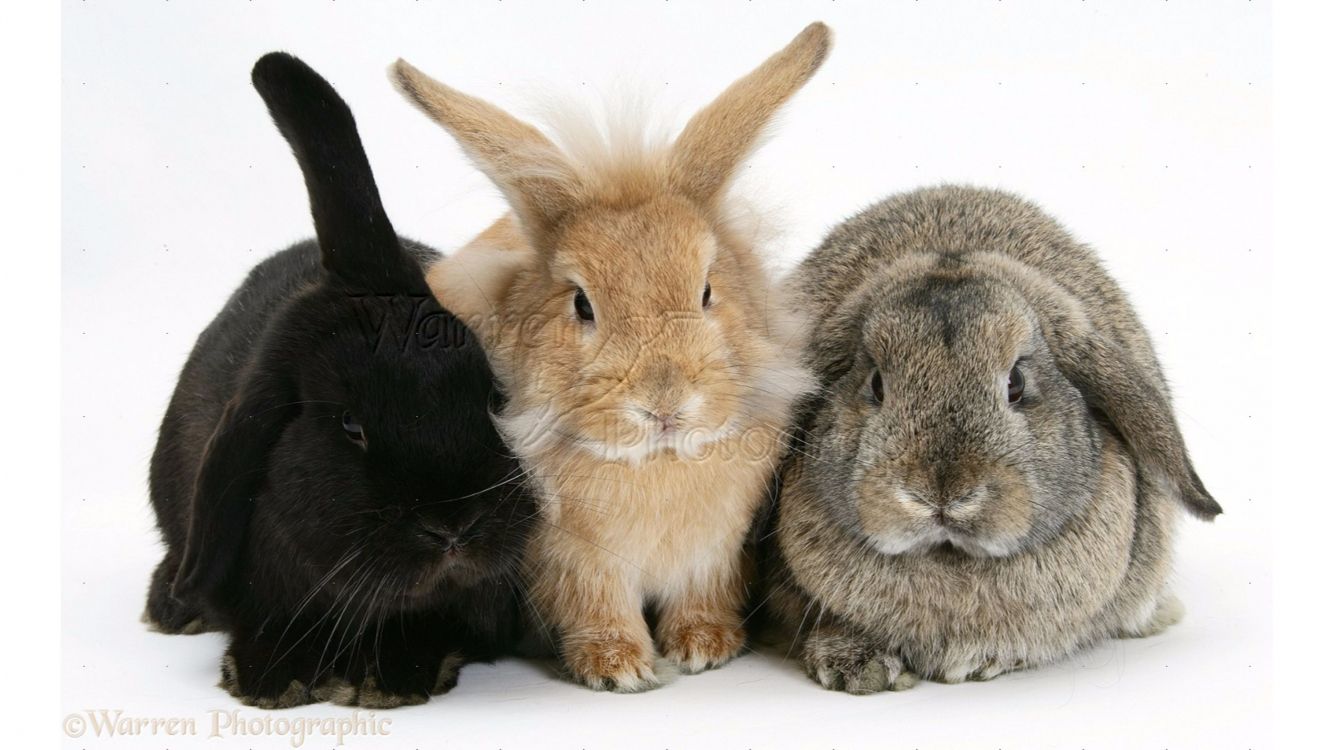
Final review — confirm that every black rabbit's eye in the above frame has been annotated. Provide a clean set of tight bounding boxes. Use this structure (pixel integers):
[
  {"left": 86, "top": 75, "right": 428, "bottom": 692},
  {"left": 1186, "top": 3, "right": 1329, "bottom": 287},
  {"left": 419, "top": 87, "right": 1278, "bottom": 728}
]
[
  {"left": 1007, "top": 365, "right": 1025, "bottom": 404},
  {"left": 342, "top": 411, "right": 367, "bottom": 447},
  {"left": 702, "top": 281, "right": 712, "bottom": 308},
  {"left": 573, "top": 287, "right": 595, "bottom": 322},
  {"left": 868, "top": 369, "right": 884, "bottom": 405}
]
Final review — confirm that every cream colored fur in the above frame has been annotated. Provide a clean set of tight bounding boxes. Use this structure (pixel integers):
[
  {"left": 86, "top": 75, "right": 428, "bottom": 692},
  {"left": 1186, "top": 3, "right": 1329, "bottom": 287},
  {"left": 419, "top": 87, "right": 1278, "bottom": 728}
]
[{"left": 398, "top": 23, "right": 831, "bottom": 691}]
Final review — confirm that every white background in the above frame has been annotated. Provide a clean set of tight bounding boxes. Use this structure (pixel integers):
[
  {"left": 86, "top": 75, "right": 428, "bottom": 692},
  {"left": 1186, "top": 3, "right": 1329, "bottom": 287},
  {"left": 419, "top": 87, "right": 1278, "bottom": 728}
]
[{"left": 61, "top": 1, "right": 1272, "bottom": 748}]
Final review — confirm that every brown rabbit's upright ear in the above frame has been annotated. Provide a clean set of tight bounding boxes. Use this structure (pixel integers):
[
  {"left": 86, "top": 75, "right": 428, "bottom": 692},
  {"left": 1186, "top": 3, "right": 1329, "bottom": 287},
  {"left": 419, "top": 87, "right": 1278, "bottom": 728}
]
[
  {"left": 172, "top": 364, "right": 298, "bottom": 599},
  {"left": 669, "top": 22, "right": 831, "bottom": 207},
  {"left": 1050, "top": 330, "right": 1222, "bottom": 520},
  {"left": 392, "top": 60, "right": 581, "bottom": 245}
]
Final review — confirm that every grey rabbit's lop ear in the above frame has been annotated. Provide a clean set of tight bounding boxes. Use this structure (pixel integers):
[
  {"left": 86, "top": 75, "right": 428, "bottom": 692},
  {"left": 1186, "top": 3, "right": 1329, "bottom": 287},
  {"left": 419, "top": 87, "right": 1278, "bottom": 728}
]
[
  {"left": 1051, "top": 331, "right": 1222, "bottom": 520},
  {"left": 171, "top": 365, "right": 299, "bottom": 599}
]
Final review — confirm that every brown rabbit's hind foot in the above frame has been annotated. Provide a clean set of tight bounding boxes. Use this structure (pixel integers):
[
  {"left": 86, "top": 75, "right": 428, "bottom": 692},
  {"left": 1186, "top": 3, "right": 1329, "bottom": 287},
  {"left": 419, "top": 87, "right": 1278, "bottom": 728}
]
[{"left": 804, "top": 632, "right": 917, "bottom": 695}]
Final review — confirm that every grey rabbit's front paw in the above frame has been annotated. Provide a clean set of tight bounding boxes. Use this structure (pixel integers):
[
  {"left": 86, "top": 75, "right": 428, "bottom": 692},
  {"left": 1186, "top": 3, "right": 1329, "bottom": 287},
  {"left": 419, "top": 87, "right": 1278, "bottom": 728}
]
[
  {"left": 937, "top": 655, "right": 1028, "bottom": 684},
  {"left": 803, "top": 631, "right": 918, "bottom": 695}
]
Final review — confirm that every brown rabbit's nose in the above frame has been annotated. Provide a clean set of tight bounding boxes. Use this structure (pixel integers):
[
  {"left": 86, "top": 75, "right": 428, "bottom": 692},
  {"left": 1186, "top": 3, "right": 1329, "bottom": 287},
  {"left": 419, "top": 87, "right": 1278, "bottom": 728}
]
[
  {"left": 631, "top": 404, "right": 683, "bottom": 434},
  {"left": 637, "top": 361, "right": 695, "bottom": 430}
]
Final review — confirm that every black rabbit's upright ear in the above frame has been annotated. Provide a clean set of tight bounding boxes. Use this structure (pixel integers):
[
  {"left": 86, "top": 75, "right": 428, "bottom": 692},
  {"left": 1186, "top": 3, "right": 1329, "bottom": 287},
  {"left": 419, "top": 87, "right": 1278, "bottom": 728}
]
[
  {"left": 171, "top": 364, "right": 298, "bottom": 599},
  {"left": 252, "top": 52, "right": 423, "bottom": 293},
  {"left": 1050, "top": 330, "right": 1222, "bottom": 520}
]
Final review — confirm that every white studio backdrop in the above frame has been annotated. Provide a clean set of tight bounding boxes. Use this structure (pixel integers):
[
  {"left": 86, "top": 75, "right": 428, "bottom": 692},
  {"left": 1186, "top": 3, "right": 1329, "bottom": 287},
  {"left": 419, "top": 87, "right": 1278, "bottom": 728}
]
[{"left": 61, "top": 1, "right": 1272, "bottom": 748}]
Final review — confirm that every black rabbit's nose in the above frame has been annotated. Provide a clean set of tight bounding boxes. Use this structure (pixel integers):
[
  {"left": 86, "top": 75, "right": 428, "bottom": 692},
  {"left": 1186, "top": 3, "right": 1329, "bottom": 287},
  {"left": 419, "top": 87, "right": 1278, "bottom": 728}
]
[{"left": 420, "top": 525, "right": 460, "bottom": 552}]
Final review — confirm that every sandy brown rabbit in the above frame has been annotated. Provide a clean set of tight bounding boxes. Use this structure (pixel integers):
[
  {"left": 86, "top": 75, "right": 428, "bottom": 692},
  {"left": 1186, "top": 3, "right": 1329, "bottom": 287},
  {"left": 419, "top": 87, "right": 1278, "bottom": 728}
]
[
  {"left": 764, "top": 185, "right": 1221, "bottom": 694},
  {"left": 392, "top": 24, "right": 829, "bottom": 690}
]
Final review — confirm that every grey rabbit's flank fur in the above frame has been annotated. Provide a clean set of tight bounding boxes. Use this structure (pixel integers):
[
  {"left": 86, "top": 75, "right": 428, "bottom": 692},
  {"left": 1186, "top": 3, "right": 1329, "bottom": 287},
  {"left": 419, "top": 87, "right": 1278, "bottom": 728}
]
[{"left": 765, "top": 185, "right": 1219, "bottom": 694}]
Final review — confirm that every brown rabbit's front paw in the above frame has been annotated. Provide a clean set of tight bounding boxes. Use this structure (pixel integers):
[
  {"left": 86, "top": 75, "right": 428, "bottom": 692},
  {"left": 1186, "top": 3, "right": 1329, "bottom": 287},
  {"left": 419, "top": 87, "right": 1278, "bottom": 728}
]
[
  {"left": 804, "top": 633, "right": 917, "bottom": 695},
  {"left": 564, "top": 632, "right": 660, "bottom": 693},
  {"left": 659, "top": 619, "right": 745, "bottom": 674}
]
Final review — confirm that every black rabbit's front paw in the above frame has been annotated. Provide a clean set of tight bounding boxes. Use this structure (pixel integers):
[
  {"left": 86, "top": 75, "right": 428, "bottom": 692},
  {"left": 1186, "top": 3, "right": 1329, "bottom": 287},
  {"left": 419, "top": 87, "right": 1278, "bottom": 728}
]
[
  {"left": 219, "top": 630, "right": 336, "bottom": 709},
  {"left": 803, "top": 631, "right": 918, "bottom": 695},
  {"left": 219, "top": 654, "right": 318, "bottom": 709},
  {"left": 319, "top": 652, "right": 465, "bottom": 708}
]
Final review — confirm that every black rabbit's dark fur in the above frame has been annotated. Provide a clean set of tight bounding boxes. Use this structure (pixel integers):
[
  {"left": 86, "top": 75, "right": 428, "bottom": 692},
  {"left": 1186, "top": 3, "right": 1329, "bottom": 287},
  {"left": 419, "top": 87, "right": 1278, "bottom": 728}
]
[{"left": 144, "top": 52, "right": 536, "bottom": 709}]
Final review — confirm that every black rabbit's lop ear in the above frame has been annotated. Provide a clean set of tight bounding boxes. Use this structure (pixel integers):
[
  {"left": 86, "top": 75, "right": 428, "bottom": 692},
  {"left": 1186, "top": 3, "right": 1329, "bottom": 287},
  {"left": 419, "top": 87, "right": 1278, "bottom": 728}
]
[
  {"left": 252, "top": 52, "right": 423, "bottom": 293},
  {"left": 1050, "top": 331, "right": 1222, "bottom": 520},
  {"left": 171, "top": 365, "right": 299, "bottom": 599}
]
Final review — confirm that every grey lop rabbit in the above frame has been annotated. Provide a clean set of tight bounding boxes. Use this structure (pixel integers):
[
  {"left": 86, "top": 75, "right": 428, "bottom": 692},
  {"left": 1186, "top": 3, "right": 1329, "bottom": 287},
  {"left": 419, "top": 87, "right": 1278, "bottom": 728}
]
[{"left": 764, "top": 185, "right": 1221, "bottom": 694}]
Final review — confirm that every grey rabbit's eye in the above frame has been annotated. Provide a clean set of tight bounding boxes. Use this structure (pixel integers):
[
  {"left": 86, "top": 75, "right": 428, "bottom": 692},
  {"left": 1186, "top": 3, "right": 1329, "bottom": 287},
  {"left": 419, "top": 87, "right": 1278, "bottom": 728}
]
[
  {"left": 702, "top": 281, "right": 712, "bottom": 309},
  {"left": 868, "top": 369, "right": 884, "bottom": 405},
  {"left": 574, "top": 287, "right": 595, "bottom": 323},
  {"left": 342, "top": 410, "right": 367, "bottom": 447},
  {"left": 1007, "top": 365, "right": 1025, "bottom": 404}
]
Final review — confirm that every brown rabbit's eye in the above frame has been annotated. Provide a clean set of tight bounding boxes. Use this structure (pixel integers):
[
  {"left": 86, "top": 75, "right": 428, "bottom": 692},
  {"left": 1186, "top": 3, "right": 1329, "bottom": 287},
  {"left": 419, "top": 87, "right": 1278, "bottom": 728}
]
[
  {"left": 702, "top": 282, "right": 712, "bottom": 308},
  {"left": 573, "top": 287, "right": 595, "bottom": 322},
  {"left": 868, "top": 369, "right": 884, "bottom": 405},
  {"left": 1007, "top": 365, "right": 1025, "bottom": 404},
  {"left": 342, "top": 411, "right": 367, "bottom": 447}
]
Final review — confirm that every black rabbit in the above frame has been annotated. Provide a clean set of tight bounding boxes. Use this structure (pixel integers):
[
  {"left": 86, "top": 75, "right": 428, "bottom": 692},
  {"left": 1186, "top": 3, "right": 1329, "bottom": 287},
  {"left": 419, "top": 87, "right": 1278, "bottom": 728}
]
[{"left": 143, "top": 52, "right": 536, "bottom": 709}]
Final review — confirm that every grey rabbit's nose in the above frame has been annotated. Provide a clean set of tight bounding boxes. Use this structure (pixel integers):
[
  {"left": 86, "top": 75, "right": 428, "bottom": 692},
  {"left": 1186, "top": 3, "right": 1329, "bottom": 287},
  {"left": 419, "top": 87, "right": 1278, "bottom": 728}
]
[
  {"left": 902, "top": 486, "right": 984, "bottom": 517},
  {"left": 941, "top": 487, "right": 984, "bottom": 510}
]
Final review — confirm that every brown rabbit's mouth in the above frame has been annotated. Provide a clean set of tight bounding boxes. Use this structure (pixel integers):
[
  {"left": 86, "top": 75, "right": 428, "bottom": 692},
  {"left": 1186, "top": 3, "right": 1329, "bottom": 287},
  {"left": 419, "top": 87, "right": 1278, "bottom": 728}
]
[
  {"left": 573, "top": 414, "right": 740, "bottom": 465},
  {"left": 495, "top": 398, "right": 740, "bottom": 465}
]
